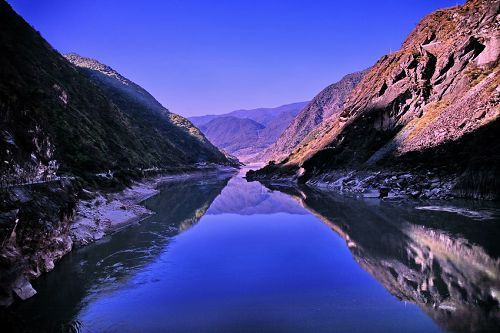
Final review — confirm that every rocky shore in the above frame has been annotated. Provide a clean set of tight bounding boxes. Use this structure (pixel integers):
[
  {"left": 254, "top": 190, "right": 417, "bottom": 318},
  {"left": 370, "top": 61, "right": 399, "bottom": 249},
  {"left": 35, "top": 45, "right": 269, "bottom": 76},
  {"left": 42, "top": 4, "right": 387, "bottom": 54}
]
[
  {"left": 247, "top": 165, "right": 481, "bottom": 201},
  {"left": 305, "top": 170, "right": 457, "bottom": 200},
  {"left": 0, "top": 166, "right": 237, "bottom": 307}
]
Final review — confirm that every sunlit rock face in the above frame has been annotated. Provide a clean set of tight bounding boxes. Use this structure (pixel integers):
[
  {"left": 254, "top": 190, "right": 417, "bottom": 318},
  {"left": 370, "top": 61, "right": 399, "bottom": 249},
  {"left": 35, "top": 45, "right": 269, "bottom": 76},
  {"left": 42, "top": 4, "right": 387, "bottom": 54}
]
[
  {"left": 251, "top": 0, "right": 499, "bottom": 200},
  {"left": 268, "top": 184, "right": 500, "bottom": 333}
]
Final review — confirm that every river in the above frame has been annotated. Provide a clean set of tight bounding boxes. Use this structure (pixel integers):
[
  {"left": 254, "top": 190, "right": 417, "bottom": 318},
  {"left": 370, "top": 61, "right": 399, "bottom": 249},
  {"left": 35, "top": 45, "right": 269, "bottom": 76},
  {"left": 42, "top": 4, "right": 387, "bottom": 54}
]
[{"left": 3, "top": 169, "right": 500, "bottom": 332}]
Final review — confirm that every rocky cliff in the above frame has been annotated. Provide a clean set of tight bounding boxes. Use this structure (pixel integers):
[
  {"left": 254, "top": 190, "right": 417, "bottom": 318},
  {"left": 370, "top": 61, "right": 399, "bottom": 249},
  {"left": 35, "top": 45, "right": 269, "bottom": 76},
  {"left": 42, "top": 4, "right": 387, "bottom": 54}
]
[
  {"left": 259, "top": 71, "right": 366, "bottom": 163},
  {"left": 249, "top": 0, "right": 499, "bottom": 200},
  {"left": 0, "top": 179, "right": 77, "bottom": 306}
]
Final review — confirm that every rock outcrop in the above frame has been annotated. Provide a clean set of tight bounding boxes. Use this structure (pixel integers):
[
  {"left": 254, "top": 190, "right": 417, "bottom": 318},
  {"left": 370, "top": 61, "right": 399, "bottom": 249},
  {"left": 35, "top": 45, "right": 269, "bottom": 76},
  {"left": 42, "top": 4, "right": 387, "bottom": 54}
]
[
  {"left": 249, "top": 0, "right": 500, "bottom": 200},
  {"left": 0, "top": 179, "right": 77, "bottom": 306},
  {"left": 259, "top": 71, "right": 366, "bottom": 163}
]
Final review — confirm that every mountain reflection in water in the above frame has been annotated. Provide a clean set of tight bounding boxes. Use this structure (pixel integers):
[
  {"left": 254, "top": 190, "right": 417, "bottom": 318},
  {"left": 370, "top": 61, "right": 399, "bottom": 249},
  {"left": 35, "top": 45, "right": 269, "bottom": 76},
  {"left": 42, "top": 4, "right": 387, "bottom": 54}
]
[
  {"left": 265, "top": 183, "right": 500, "bottom": 333},
  {"left": 1, "top": 170, "right": 498, "bottom": 333},
  {"left": 3, "top": 173, "right": 232, "bottom": 332}
]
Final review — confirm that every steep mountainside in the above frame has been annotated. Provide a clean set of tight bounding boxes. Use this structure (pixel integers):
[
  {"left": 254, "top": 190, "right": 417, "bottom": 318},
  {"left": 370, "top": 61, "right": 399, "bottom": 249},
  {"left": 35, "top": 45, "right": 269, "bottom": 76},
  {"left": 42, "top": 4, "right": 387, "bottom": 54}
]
[
  {"left": 260, "top": 71, "right": 366, "bottom": 163},
  {"left": 0, "top": 0, "right": 234, "bottom": 306},
  {"left": 0, "top": 1, "right": 232, "bottom": 187},
  {"left": 249, "top": 0, "right": 499, "bottom": 200},
  {"left": 64, "top": 54, "right": 234, "bottom": 172},
  {"left": 191, "top": 102, "right": 307, "bottom": 162}
]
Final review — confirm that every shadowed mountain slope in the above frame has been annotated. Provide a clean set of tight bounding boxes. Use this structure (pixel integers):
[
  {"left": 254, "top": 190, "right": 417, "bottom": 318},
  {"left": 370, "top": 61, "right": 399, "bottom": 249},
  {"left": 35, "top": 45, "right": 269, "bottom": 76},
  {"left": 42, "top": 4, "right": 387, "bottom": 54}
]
[
  {"left": 0, "top": 1, "right": 233, "bottom": 186},
  {"left": 260, "top": 70, "right": 366, "bottom": 163}
]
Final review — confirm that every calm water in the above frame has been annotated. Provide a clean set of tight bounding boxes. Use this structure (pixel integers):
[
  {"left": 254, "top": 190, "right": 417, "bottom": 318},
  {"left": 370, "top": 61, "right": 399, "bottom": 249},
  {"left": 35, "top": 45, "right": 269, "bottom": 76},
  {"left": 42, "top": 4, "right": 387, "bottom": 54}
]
[{"left": 3, "top": 170, "right": 500, "bottom": 332}]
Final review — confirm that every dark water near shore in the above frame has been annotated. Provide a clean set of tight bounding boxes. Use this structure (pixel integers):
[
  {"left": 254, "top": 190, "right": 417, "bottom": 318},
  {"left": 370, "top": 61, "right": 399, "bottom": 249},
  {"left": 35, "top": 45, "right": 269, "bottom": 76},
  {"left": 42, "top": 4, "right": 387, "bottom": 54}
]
[{"left": 3, "top": 170, "right": 500, "bottom": 332}]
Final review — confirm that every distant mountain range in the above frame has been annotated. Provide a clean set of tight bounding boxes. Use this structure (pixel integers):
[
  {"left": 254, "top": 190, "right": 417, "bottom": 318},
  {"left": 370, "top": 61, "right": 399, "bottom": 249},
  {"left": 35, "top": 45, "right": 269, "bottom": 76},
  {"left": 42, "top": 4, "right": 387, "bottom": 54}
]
[{"left": 190, "top": 102, "right": 308, "bottom": 162}]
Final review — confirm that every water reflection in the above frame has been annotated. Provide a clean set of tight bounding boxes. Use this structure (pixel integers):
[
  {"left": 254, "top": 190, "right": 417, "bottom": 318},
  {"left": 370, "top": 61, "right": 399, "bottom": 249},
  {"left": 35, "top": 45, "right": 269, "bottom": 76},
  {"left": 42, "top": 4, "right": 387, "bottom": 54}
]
[
  {"left": 1, "top": 171, "right": 499, "bottom": 333},
  {"left": 263, "top": 183, "right": 500, "bottom": 333},
  {"left": 3, "top": 174, "right": 231, "bottom": 332},
  {"left": 206, "top": 175, "right": 308, "bottom": 215}
]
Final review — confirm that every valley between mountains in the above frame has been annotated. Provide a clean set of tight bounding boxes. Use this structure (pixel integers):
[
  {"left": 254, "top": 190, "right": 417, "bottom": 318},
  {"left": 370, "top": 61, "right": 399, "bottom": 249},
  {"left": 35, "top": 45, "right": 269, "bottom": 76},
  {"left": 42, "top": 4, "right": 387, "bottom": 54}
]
[{"left": 0, "top": 0, "right": 498, "bottom": 322}]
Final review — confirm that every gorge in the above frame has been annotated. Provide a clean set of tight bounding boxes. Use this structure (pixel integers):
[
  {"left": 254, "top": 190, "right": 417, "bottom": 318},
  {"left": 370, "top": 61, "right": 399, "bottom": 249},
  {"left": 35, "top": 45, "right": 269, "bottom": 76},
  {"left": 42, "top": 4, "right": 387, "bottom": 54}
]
[{"left": 0, "top": 0, "right": 499, "bottom": 332}]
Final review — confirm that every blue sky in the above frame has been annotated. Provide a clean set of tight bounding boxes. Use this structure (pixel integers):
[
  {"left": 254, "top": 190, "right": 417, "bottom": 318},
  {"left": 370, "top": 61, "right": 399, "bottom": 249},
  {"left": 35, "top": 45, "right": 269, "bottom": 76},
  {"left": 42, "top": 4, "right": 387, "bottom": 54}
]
[{"left": 8, "top": 0, "right": 461, "bottom": 116}]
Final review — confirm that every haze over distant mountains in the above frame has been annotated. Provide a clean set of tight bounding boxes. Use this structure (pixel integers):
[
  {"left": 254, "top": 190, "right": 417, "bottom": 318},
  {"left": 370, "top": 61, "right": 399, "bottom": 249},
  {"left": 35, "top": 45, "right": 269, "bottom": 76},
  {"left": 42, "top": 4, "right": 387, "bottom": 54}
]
[{"left": 190, "top": 102, "right": 308, "bottom": 162}]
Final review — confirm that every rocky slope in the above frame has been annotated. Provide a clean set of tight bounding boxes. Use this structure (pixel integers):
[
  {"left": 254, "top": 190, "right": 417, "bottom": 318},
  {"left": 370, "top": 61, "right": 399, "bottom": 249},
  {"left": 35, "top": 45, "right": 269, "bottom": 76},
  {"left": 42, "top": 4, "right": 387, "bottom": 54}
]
[
  {"left": 63, "top": 53, "right": 233, "bottom": 171},
  {"left": 249, "top": 0, "right": 500, "bottom": 200},
  {"left": 0, "top": 179, "right": 77, "bottom": 306},
  {"left": 190, "top": 102, "right": 307, "bottom": 162},
  {"left": 0, "top": 0, "right": 234, "bottom": 306},
  {"left": 260, "top": 71, "right": 366, "bottom": 163},
  {"left": 0, "top": 0, "right": 233, "bottom": 188}
]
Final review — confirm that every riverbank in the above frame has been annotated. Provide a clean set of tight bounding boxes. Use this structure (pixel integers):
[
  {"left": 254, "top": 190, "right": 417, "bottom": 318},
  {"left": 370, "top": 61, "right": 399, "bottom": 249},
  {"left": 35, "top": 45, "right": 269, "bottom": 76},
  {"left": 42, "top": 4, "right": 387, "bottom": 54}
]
[
  {"left": 246, "top": 163, "right": 499, "bottom": 201},
  {"left": 71, "top": 166, "right": 237, "bottom": 246},
  {"left": 0, "top": 166, "right": 237, "bottom": 307}
]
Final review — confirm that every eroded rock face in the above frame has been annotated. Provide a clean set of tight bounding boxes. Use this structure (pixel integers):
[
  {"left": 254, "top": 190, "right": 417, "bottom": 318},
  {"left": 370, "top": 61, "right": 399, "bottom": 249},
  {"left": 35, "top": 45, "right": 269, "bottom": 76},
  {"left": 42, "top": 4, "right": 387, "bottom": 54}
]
[
  {"left": 252, "top": 0, "right": 499, "bottom": 200},
  {"left": 0, "top": 179, "right": 77, "bottom": 306}
]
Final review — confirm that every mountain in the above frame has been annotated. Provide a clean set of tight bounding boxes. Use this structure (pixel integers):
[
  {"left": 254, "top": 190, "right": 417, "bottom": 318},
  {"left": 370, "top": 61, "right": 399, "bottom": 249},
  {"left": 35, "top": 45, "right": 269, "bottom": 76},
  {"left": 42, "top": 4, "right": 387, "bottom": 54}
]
[
  {"left": 249, "top": 0, "right": 500, "bottom": 200},
  {"left": 63, "top": 53, "right": 236, "bottom": 171},
  {"left": 260, "top": 71, "right": 366, "bottom": 163},
  {"left": 0, "top": 0, "right": 233, "bottom": 187},
  {"left": 190, "top": 102, "right": 308, "bottom": 127},
  {"left": 190, "top": 102, "right": 307, "bottom": 162},
  {"left": 0, "top": 0, "right": 235, "bottom": 306},
  {"left": 199, "top": 117, "right": 264, "bottom": 156}
]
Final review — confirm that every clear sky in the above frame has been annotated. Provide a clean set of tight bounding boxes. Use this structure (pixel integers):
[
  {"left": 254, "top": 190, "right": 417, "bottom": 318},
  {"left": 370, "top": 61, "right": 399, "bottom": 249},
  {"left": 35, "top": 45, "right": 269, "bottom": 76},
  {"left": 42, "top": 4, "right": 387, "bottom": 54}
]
[{"left": 8, "top": 0, "right": 461, "bottom": 117}]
